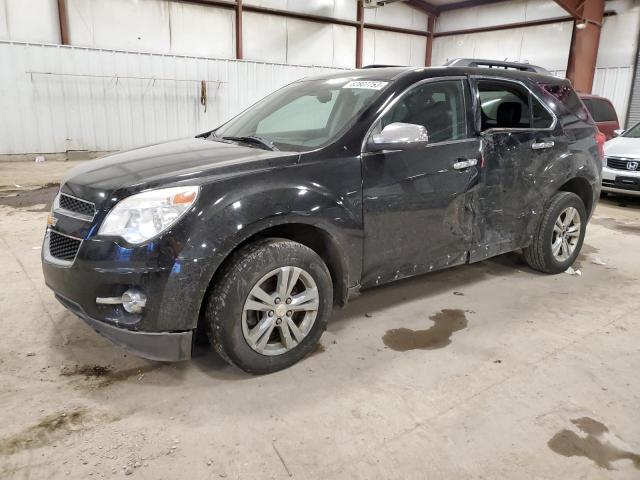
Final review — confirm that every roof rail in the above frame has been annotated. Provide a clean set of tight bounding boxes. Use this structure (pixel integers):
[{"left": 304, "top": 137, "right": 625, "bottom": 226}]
[{"left": 444, "top": 58, "right": 551, "bottom": 75}]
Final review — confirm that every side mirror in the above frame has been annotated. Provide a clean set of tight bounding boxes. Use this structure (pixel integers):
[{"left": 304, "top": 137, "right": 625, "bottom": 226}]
[
  {"left": 368, "top": 122, "right": 429, "bottom": 151},
  {"left": 613, "top": 129, "right": 625, "bottom": 137}
]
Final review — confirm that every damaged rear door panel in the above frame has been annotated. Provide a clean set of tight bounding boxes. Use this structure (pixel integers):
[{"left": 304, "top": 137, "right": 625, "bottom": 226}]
[{"left": 468, "top": 76, "right": 571, "bottom": 262}]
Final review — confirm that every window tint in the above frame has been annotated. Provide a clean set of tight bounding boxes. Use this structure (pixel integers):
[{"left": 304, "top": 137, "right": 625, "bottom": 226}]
[
  {"left": 379, "top": 80, "right": 467, "bottom": 143},
  {"left": 478, "top": 81, "right": 531, "bottom": 130},
  {"left": 583, "top": 98, "right": 618, "bottom": 123}
]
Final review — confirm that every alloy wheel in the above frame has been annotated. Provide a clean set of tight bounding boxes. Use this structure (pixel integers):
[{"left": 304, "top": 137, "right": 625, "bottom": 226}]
[
  {"left": 241, "top": 266, "right": 319, "bottom": 356},
  {"left": 551, "top": 206, "right": 581, "bottom": 262}
]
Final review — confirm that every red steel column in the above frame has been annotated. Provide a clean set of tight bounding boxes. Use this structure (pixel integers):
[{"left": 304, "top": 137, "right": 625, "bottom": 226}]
[
  {"left": 356, "top": 0, "right": 364, "bottom": 68},
  {"left": 565, "top": 0, "right": 605, "bottom": 93},
  {"left": 235, "top": 0, "right": 243, "bottom": 60},
  {"left": 425, "top": 15, "right": 435, "bottom": 66},
  {"left": 57, "top": 0, "right": 69, "bottom": 45}
]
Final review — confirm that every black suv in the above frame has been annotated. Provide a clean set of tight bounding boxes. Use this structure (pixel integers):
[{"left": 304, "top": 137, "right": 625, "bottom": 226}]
[{"left": 42, "top": 61, "right": 602, "bottom": 373}]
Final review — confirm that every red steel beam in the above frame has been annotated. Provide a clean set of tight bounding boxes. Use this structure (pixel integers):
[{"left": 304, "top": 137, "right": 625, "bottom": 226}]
[
  {"left": 434, "top": 15, "right": 575, "bottom": 36},
  {"left": 235, "top": 0, "right": 243, "bottom": 59},
  {"left": 57, "top": 0, "right": 69, "bottom": 45},
  {"left": 552, "top": 0, "right": 583, "bottom": 18},
  {"left": 356, "top": 0, "right": 364, "bottom": 68},
  {"left": 425, "top": 15, "right": 435, "bottom": 66},
  {"left": 565, "top": 0, "right": 605, "bottom": 93}
]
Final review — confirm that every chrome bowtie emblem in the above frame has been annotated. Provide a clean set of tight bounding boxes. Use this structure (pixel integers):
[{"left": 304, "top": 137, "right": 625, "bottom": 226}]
[{"left": 627, "top": 161, "right": 639, "bottom": 171}]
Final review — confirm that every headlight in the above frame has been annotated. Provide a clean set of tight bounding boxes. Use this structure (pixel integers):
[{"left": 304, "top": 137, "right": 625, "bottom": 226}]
[{"left": 98, "top": 186, "right": 200, "bottom": 244}]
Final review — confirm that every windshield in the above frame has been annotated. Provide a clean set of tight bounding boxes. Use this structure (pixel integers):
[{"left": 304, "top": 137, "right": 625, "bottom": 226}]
[
  {"left": 212, "top": 78, "right": 388, "bottom": 151},
  {"left": 622, "top": 122, "right": 640, "bottom": 138}
]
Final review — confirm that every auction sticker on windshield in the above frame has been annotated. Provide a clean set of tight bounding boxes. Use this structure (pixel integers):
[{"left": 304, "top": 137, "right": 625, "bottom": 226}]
[{"left": 343, "top": 80, "right": 388, "bottom": 90}]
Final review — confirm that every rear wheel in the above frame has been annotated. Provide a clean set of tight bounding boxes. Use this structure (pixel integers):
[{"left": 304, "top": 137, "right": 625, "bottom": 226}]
[
  {"left": 523, "top": 192, "right": 587, "bottom": 274},
  {"left": 205, "top": 238, "right": 332, "bottom": 374}
]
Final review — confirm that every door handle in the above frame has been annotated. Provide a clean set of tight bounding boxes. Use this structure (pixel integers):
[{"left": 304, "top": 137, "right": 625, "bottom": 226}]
[
  {"left": 531, "top": 141, "right": 555, "bottom": 150},
  {"left": 453, "top": 158, "right": 478, "bottom": 170}
]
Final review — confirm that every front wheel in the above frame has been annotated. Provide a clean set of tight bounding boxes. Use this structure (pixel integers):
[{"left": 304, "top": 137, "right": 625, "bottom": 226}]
[
  {"left": 205, "top": 238, "right": 333, "bottom": 374},
  {"left": 523, "top": 192, "right": 587, "bottom": 274}
]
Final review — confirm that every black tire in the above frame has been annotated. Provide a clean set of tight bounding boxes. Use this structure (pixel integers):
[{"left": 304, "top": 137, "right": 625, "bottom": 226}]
[
  {"left": 205, "top": 238, "right": 333, "bottom": 374},
  {"left": 523, "top": 192, "right": 587, "bottom": 274}
]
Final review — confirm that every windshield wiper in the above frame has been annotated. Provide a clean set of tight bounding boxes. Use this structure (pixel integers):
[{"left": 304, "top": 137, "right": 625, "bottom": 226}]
[{"left": 222, "top": 135, "right": 278, "bottom": 151}]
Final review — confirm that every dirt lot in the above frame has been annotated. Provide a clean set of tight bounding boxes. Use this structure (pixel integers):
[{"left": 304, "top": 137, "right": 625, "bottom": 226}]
[{"left": 1, "top": 174, "right": 639, "bottom": 479}]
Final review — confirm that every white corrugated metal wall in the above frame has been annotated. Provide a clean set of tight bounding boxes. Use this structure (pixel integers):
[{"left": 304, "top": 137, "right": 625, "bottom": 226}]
[
  {"left": 0, "top": 0, "right": 430, "bottom": 156},
  {"left": 0, "top": 41, "right": 342, "bottom": 155}
]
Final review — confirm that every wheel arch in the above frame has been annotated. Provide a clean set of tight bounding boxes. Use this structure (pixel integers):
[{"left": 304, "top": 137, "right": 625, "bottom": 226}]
[
  {"left": 195, "top": 220, "right": 352, "bottom": 340},
  {"left": 234, "top": 222, "right": 351, "bottom": 307},
  {"left": 557, "top": 176, "right": 594, "bottom": 217}
]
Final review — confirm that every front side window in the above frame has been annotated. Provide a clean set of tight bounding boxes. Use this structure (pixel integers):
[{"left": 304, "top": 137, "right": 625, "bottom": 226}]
[
  {"left": 376, "top": 79, "right": 467, "bottom": 143},
  {"left": 214, "top": 78, "right": 386, "bottom": 152}
]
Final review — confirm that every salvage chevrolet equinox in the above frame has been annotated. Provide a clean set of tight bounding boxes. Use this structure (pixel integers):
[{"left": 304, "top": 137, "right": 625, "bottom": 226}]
[{"left": 43, "top": 60, "right": 603, "bottom": 373}]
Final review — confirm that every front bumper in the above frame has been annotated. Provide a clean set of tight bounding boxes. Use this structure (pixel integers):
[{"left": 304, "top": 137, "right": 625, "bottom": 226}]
[
  {"left": 55, "top": 293, "right": 193, "bottom": 361},
  {"left": 42, "top": 227, "right": 214, "bottom": 361},
  {"left": 602, "top": 163, "right": 640, "bottom": 196}
]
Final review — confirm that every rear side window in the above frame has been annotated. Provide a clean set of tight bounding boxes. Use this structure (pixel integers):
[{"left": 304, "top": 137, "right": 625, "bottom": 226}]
[
  {"left": 582, "top": 98, "right": 618, "bottom": 122},
  {"left": 478, "top": 81, "right": 531, "bottom": 130},
  {"left": 539, "top": 84, "right": 590, "bottom": 123},
  {"left": 531, "top": 96, "right": 554, "bottom": 128}
]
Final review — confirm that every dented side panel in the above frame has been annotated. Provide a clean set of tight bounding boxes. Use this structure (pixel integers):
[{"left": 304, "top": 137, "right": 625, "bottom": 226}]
[{"left": 468, "top": 128, "right": 566, "bottom": 261}]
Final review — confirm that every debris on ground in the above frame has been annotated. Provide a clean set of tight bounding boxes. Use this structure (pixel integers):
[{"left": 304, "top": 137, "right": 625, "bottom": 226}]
[
  {"left": 591, "top": 256, "right": 607, "bottom": 266},
  {"left": 564, "top": 267, "right": 582, "bottom": 276},
  {"left": 453, "top": 291, "right": 464, "bottom": 296}
]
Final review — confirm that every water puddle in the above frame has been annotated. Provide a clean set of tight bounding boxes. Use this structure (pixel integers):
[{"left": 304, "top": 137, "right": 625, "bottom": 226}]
[
  {"left": 548, "top": 417, "right": 640, "bottom": 470},
  {"left": 382, "top": 308, "right": 469, "bottom": 351}
]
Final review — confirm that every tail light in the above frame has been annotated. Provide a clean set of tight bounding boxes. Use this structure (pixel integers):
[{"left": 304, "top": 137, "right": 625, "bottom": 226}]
[{"left": 595, "top": 129, "right": 606, "bottom": 161}]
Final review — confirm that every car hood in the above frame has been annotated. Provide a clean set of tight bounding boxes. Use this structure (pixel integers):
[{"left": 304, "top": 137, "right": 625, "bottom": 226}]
[
  {"left": 604, "top": 136, "right": 640, "bottom": 159},
  {"left": 61, "top": 137, "right": 299, "bottom": 205}
]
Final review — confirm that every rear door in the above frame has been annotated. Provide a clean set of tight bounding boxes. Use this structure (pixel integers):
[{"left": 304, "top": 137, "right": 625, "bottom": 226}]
[
  {"left": 469, "top": 77, "right": 560, "bottom": 262},
  {"left": 361, "top": 77, "right": 480, "bottom": 286}
]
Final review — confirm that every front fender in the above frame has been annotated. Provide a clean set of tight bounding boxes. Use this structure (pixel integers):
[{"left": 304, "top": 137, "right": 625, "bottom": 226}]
[{"left": 170, "top": 161, "right": 364, "bottom": 328}]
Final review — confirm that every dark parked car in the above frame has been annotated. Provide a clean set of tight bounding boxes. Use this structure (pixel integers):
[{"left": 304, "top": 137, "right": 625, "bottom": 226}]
[
  {"left": 579, "top": 93, "right": 620, "bottom": 139},
  {"left": 42, "top": 61, "right": 603, "bottom": 373}
]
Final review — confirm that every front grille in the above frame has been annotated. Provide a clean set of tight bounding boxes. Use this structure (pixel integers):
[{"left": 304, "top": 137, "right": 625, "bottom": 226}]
[
  {"left": 48, "top": 230, "right": 81, "bottom": 262},
  {"left": 606, "top": 157, "right": 640, "bottom": 171},
  {"left": 59, "top": 193, "right": 96, "bottom": 218}
]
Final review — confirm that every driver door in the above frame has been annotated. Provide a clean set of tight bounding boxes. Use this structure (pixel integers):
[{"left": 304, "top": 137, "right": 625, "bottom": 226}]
[{"left": 361, "top": 78, "right": 480, "bottom": 287}]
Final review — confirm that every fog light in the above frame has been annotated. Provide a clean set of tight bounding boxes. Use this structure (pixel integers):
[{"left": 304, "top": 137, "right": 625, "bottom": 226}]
[{"left": 122, "top": 289, "right": 147, "bottom": 314}]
